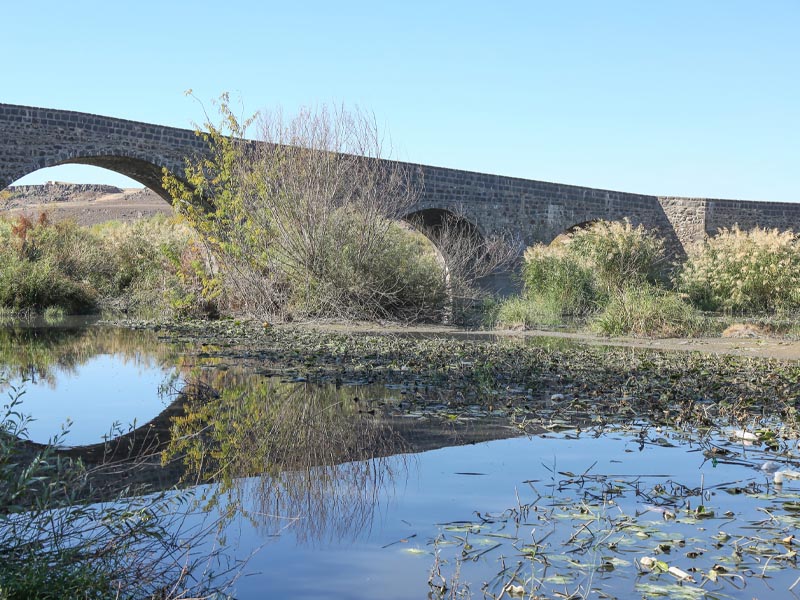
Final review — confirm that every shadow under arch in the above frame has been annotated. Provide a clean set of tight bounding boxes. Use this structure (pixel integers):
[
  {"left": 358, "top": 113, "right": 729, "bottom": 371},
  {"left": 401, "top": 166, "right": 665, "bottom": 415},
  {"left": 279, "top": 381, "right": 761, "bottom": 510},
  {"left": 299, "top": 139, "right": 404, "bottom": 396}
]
[
  {"left": 13, "top": 374, "right": 525, "bottom": 542},
  {"left": 550, "top": 219, "right": 601, "bottom": 246},
  {"left": 402, "top": 207, "right": 519, "bottom": 296},
  {"left": 401, "top": 207, "right": 486, "bottom": 246}
]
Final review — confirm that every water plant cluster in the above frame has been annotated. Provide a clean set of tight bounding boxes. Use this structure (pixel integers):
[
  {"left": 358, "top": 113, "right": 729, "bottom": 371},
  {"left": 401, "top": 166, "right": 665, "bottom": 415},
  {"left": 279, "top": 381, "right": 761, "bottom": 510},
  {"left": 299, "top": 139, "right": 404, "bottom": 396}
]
[
  {"left": 155, "top": 322, "right": 800, "bottom": 597},
  {"left": 424, "top": 425, "right": 800, "bottom": 599}
]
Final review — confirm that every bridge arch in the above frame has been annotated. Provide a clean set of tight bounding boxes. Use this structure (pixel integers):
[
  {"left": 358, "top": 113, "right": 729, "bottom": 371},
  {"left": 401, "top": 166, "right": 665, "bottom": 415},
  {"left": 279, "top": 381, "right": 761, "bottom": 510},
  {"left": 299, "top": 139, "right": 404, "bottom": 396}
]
[
  {"left": 4, "top": 150, "right": 183, "bottom": 203},
  {"left": 549, "top": 219, "right": 601, "bottom": 246},
  {"left": 401, "top": 206, "right": 487, "bottom": 249}
]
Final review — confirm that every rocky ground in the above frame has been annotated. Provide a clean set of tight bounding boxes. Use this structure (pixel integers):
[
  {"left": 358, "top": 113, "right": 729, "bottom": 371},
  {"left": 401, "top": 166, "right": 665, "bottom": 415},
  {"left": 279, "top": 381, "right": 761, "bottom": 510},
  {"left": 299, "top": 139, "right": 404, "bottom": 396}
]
[{"left": 0, "top": 182, "right": 173, "bottom": 225}]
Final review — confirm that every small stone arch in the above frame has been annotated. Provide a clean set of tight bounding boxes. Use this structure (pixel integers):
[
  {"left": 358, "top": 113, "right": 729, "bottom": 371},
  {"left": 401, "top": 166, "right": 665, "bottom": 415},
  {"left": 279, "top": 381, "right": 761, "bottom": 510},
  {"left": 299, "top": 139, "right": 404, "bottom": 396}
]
[
  {"left": 401, "top": 207, "right": 518, "bottom": 296},
  {"left": 550, "top": 219, "right": 601, "bottom": 246},
  {"left": 401, "top": 207, "right": 487, "bottom": 249}
]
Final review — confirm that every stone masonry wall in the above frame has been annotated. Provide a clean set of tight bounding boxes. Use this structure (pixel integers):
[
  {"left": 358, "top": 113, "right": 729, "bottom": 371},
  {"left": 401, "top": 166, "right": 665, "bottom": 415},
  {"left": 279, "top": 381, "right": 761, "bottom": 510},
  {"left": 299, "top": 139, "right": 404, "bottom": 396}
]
[
  {"left": 706, "top": 199, "right": 800, "bottom": 237},
  {"left": 0, "top": 104, "right": 207, "bottom": 199},
  {"left": 412, "top": 164, "right": 686, "bottom": 254},
  {"left": 657, "top": 197, "right": 708, "bottom": 251}
]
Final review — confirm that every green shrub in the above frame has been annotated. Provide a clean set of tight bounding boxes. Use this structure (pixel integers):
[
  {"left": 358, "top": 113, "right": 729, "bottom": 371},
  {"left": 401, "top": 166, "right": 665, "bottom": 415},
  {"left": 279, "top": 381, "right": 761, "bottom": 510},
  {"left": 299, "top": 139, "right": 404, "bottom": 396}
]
[
  {"left": 0, "top": 214, "right": 218, "bottom": 319},
  {"left": 495, "top": 220, "right": 667, "bottom": 330},
  {"left": 495, "top": 296, "right": 557, "bottom": 328},
  {"left": 163, "top": 97, "right": 450, "bottom": 322},
  {"left": 679, "top": 226, "right": 800, "bottom": 313},
  {"left": 522, "top": 245, "right": 599, "bottom": 319},
  {"left": 285, "top": 217, "right": 446, "bottom": 320},
  {"left": 591, "top": 284, "right": 701, "bottom": 337},
  {"left": 97, "top": 216, "right": 219, "bottom": 318},
  {"left": 0, "top": 253, "right": 94, "bottom": 313}
]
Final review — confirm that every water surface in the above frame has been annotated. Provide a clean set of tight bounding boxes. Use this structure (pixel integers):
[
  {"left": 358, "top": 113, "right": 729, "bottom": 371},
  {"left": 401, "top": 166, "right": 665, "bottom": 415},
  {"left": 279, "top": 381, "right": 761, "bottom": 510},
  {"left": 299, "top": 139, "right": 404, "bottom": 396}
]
[{"left": 3, "top": 320, "right": 800, "bottom": 599}]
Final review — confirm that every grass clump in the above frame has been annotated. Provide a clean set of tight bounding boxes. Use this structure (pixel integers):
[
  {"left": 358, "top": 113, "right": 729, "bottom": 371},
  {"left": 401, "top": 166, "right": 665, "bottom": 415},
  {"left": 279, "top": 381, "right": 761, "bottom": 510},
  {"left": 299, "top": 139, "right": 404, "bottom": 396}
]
[
  {"left": 496, "top": 220, "right": 679, "bottom": 333},
  {"left": 565, "top": 219, "right": 667, "bottom": 293},
  {"left": 590, "top": 284, "right": 701, "bottom": 337},
  {"left": 519, "top": 245, "right": 599, "bottom": 322},
  {"left": 495, "top": 296, "right": 555, "bottom": 329},
  {"left": 679, "top": 226, "right": 800, "bottom": 314}
]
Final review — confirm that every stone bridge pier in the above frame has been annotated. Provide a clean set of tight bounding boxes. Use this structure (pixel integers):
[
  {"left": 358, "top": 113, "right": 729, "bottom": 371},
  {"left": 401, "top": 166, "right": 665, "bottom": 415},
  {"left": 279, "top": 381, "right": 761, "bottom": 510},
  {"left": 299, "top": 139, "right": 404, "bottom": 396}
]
[{"left": 2, "top": 103, "right": 799, "bottom": 287}]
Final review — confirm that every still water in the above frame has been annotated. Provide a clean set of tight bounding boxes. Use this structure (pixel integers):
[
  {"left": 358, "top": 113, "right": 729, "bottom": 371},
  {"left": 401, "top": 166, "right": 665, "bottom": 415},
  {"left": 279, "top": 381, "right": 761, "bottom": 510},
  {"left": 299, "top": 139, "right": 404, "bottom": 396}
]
[
  {"left": 0, "top": 318, "right": 182, "bottom": 445},
  {"left": 2, "top": 320, "right": 800, "bottom": 599}
]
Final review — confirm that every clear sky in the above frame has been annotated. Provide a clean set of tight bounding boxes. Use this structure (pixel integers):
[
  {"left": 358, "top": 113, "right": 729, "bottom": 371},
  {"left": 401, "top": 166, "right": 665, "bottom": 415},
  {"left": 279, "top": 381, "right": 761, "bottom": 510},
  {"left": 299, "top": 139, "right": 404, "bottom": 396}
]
[{"left": 3, "top": 0, "right": 798, "bottom": 201}]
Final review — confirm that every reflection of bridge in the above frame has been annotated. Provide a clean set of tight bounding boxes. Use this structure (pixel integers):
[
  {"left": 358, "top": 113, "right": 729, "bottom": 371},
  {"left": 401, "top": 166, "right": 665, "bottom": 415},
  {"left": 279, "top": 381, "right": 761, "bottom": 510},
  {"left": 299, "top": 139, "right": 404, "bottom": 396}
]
[
  {"left": 19, "top": 395, "right": 525, "bottom": 504},
  {"left": 3, "top": 103, "right": 800, "bottom": 255}
]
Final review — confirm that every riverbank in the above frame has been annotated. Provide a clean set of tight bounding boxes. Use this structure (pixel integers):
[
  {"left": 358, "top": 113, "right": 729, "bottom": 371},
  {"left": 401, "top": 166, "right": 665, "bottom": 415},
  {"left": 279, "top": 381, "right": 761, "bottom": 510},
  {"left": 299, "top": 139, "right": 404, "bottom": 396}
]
[{"left": 108, "top": 316, "right": 800, "bottom": 361}]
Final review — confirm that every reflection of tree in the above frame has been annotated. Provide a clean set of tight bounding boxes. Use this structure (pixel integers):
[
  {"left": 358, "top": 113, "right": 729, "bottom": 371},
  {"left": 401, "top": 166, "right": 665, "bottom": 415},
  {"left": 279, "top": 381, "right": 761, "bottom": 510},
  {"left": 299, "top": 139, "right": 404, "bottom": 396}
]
[
  {"left": 166, "top": 374, "right": 407, "bottom": 543},
  {"left": 0, "top": 322, "right": 186, "bottom": 387}
]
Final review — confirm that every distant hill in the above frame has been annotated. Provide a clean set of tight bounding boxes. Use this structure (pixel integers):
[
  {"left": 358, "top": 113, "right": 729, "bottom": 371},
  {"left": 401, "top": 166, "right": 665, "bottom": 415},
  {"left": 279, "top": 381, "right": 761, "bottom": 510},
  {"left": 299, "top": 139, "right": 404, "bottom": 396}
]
[{"left": 0, "top": 182, "right": 173, "bottom": 225}]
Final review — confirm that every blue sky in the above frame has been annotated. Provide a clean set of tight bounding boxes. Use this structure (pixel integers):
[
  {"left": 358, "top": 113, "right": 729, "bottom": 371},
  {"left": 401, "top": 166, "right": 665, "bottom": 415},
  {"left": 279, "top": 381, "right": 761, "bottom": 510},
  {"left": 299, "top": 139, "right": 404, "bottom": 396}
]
[{"left": 3, "top": 1, "right": 798, "bottom": 201}]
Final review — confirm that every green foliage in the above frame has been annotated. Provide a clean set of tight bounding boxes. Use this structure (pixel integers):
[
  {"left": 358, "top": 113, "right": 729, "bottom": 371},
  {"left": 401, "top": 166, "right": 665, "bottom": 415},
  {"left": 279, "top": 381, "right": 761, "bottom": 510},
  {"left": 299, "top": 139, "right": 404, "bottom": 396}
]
[
  {"left": 0, "top": 214, "right": 217, "bottom": 318},
  {"left": 590, "top": 284, "right": 701, "bottom": 337},
  {"left": 565, "top": 219, "right": 667, "bottom": 293},
  {"left": 494, "top": 296, "right": 558, "bottom": 329},
  {"left": 496, "top": 220, "right": 667, "bottom": 331},
  {"left": 0, "top": 252, "right": 94, "bottom": 313},
  {"left": 521, "top": 245, "right": 600, "bottom": 321},
  {"left": 679, "top": 226, "right": 800, "bottom": 313},
  {"left": 283, "top": 218, "right": 447, "bottom": 320}
]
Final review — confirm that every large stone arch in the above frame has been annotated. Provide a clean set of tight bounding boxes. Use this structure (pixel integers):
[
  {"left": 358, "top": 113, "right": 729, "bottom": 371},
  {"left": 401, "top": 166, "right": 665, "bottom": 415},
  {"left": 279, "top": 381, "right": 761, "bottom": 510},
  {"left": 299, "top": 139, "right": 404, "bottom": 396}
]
[
  {"left": 3, "top": 150, "right": 183, "bottom": 203},
  {"left": 0, "top": 103, "right": 205, "bottom": 202}
]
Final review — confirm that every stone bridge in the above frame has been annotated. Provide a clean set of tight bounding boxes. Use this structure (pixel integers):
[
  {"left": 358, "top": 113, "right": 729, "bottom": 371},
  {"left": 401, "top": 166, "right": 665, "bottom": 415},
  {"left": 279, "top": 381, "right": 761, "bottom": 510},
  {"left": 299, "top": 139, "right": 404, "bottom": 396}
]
[{"left": 2, "top": 103, "right": 799, "bottom": 258}]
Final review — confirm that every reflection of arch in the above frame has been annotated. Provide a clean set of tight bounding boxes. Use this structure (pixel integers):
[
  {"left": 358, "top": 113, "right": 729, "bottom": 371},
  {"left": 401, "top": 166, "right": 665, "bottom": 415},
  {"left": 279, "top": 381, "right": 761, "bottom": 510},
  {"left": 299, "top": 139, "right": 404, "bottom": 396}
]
[
  {"left": 550, "top": 219, "right": 600, "bottom": 246},
  {"left": 15, "top": 380, "right": 524, "bottom": 507}
]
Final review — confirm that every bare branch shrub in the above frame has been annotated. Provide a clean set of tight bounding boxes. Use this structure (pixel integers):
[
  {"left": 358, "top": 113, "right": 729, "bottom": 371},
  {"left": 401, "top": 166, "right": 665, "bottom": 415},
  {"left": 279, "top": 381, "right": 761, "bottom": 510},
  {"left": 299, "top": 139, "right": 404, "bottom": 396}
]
[{"left": 166, "top": 96, "right": 447, "bottom": 321}]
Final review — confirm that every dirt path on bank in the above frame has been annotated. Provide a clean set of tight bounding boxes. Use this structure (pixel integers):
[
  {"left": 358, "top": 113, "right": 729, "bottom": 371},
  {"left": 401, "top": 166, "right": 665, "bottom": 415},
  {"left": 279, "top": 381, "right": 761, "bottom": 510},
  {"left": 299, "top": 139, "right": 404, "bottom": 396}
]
[{"left": 306, "top": 322, "right": 800, "bottom": 361}]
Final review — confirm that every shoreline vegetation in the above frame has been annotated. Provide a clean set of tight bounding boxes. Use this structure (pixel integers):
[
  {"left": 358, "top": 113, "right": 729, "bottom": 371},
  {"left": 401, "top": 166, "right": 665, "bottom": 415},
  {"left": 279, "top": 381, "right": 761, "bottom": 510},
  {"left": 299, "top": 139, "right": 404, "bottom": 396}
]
[{"left": 1, "top": 210, "right": 800, "bottom": 340}]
